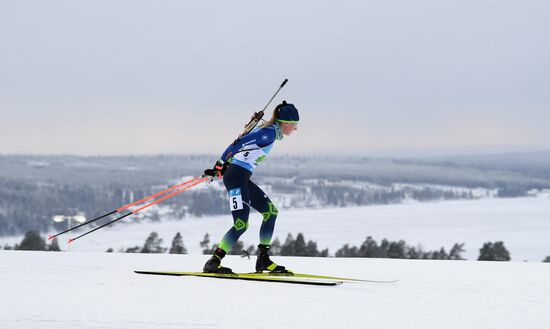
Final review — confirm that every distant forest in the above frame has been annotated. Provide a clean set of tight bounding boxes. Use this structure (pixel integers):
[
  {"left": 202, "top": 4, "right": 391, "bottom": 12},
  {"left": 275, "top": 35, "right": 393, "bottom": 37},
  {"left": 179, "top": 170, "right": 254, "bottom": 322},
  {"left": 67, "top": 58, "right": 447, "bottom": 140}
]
[
  {"left": 1, "top": 153, "right": 550, "bottom": 236},
  {"left": 4, "top": 229, "right": 534, "bottom": 262}
]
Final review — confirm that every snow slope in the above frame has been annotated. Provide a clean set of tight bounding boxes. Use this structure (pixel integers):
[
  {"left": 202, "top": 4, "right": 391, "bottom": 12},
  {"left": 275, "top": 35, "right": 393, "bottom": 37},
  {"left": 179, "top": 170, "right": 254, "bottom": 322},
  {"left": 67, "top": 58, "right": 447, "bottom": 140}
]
[{"left": 1, "top": 251, "right": 549, "bottom": 329}]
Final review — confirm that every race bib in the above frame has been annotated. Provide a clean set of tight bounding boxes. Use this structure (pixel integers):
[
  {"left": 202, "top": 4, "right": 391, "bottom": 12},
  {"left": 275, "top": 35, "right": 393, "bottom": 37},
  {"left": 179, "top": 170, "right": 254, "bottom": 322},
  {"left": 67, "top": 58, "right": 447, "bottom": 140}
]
[{"left": 228, "top": 188, "right": 244, "bottom": 211}]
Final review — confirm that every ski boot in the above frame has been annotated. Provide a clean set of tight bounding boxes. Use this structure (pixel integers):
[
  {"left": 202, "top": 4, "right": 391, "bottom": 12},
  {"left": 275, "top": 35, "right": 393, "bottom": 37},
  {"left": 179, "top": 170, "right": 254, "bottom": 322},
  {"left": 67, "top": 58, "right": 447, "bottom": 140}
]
[
  {"left": 203, "top": 248, "right": 233, "bottom": 274},
  {"left": 255, "top": 244, "right": 290, "bottom": 273}
]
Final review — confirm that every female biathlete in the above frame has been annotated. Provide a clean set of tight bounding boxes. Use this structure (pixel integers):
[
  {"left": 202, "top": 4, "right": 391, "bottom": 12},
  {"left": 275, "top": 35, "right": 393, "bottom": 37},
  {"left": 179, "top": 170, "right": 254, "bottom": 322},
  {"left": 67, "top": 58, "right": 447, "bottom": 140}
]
[{"left": 202, "top": 101, "right": 299, "bottom": 274}]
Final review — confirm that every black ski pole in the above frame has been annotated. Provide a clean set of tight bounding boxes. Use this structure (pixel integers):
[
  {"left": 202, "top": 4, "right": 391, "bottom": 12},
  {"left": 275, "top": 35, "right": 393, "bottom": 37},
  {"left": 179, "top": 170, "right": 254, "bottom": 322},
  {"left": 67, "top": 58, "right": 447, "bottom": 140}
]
[
  {"left": 68, "top": 212, "right": 133, "bottom": 244},
  {"left": 48, "top": 210, "right": 117, "bottom": 241}
]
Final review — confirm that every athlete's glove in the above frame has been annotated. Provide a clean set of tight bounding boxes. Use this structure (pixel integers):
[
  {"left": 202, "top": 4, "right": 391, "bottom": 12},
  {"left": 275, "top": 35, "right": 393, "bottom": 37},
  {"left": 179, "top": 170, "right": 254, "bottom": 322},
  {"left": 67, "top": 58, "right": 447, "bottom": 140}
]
[{"left": 203, "top": 160, "right": 228, "bottom": 178}]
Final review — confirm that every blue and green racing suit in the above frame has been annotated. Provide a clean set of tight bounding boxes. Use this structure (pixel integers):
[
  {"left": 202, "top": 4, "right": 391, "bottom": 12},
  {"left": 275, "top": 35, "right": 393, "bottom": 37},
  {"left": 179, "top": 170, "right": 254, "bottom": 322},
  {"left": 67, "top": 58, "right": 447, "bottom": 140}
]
[
  {"left": 220, "top": 123, "right": 283, "bottom": 173},
  {"left": 216, "top": 123, "right": 283, "bottom": 253}
]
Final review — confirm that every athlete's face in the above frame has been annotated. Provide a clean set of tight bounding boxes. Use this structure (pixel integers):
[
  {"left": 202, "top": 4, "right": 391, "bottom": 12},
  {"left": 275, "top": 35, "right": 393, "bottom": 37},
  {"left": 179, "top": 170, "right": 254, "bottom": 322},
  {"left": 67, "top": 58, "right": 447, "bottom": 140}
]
[{"left": 281, "top": 122, "right": 298, "bottom": 136}]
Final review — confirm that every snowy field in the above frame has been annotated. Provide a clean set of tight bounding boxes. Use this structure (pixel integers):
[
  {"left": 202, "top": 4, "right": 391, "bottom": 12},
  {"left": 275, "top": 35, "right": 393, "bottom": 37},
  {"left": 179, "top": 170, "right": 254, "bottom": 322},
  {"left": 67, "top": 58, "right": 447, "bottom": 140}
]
[
  {"left": 2, "top": 194, "right": 550, "bottom": 261},
  {"left": 1, "top": 251, "right": 549, "bottom": 329}
]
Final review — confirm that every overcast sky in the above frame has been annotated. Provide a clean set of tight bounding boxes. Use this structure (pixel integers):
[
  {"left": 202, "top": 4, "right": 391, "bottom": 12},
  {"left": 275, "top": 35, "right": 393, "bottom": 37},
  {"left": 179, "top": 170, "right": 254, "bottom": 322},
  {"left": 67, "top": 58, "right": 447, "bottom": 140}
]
[{"left": 1, "top": 1, "right": 549, "bottom": 157}]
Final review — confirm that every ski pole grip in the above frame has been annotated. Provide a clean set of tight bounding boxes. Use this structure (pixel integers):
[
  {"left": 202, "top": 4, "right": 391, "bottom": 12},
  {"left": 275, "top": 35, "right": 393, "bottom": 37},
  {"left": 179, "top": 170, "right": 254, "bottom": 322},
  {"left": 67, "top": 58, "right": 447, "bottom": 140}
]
[{"left": 280, "top": 79, "right": 288, "bottom": 88}]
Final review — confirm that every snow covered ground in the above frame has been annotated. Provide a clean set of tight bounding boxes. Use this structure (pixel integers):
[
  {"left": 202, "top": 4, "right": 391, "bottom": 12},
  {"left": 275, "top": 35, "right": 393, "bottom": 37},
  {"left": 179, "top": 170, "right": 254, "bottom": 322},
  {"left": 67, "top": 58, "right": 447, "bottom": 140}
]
[
  {"left": 2, "top": 195, "right": 549, "bottom": 328},
  {"left": 4, "top": 194, "right": 549, "bottom": 261},
  {"left": 1, "top": 251, "right": 549, "bottom": 329}
]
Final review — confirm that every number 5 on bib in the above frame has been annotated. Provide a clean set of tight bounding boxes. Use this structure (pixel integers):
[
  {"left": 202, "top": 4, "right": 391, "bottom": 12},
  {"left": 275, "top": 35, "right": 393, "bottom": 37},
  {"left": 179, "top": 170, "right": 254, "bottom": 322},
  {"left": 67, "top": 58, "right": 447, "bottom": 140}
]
[{"left": 228, "top": 188, "right": 244, "bottom": 211}]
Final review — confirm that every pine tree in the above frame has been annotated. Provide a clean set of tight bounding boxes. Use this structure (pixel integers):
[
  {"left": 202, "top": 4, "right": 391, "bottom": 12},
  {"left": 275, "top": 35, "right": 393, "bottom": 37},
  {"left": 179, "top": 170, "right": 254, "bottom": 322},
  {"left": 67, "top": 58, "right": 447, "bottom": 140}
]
[
  {"left": 244, "top": 244, "right": 256, "bottom": 256},
  {"left": 141, "top": 232, "right": 167, "bottom": 254},
  {"left": 169, "top": 232, "right": 187, "bottom": 254},
  {"left": 335, "top": 237, "right": 466, "bottom": 260},
  {"left": 431, "top": 247, "right": 448, "bottom": 260},
  {"left": 293, "top": 233, "right": 307, "bottom": 256},
  {"left": 200, "top": 233, "right": 210, "bottom": 250},
  {"left": 278, "top": 233, "right": 326, "bottom": 257},
  {"left": 543, "top": 256, "right": 550, "bottom": 263},
  {"left": 270, "top": 238, "right": 282, "bottom": 255},
  {"left": 305, "top": 240, "right": 319, "bottom": 257},
  {"left": 17, "top": 230, "right": 47, "bottom": 251},
  {"left": 335, "top": 244, "right": 358, "bottom": 257},
  {"left": 200, "top": 233, "right": 216, "bottom": 254},
  {"left": 280, "top": 233, "right": 295, "bottom": 256},
  {"left": 387, "top": 240, "right": 407, "bottom": 259},
  {"left": 228, "top": 241, "right": 245, "bottom": 255},
  {"left": 478, "top": 241, "right": 511, "bottom": 261},
  {"left": 358, "top": 236, "right": 379, "bottom": 257},
  {"left": 449, "top": 243, "right": 466, "bottom": 260},
  {"left": 125, "top": 246, "right": 141, "bottom": 253},
  {"left": 407, "top": 245, "right": 422, "bottom": 259},
  {"left": 48, "top": 238, "right": 61, "bottom": 251},
  {"left": 379, "top": 239, "right": 390, "bottom": 258},
  {"left": 318, "top": 248, "right": 329, "bottom": 257}
]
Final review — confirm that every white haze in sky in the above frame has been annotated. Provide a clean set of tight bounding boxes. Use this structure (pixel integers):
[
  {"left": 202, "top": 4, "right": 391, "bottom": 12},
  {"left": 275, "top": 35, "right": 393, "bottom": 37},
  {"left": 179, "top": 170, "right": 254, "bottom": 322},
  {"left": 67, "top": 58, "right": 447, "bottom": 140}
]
[{"left": 1, "top": 0, "right": 549, "bottom": 156}]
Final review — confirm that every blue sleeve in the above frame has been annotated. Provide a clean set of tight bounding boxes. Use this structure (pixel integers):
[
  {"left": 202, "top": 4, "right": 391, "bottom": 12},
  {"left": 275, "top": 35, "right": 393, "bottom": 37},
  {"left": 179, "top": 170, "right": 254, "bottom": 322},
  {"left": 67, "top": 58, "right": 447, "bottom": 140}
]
[{"left": 220, "top": 127, "right": 276, "bottom": 161}]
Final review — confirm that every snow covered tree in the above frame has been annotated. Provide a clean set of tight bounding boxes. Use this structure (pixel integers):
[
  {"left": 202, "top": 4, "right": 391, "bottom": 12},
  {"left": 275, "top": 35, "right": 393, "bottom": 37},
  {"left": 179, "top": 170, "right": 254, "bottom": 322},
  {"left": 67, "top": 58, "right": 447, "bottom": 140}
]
[
  {"left": 16, "top": 230, "right": 46, "bottom": 251},
  {"left": 478, "top": 241, "right": 511, "bottom": 261},
  {"left": 543, "top": 256, "right": 550, "bottom": 263},
  {"left": 141, "top": 232, "right": 167, "bottom": 254},
  {"left": 169, "top": 232, "right": 187, "bottom": 254}
]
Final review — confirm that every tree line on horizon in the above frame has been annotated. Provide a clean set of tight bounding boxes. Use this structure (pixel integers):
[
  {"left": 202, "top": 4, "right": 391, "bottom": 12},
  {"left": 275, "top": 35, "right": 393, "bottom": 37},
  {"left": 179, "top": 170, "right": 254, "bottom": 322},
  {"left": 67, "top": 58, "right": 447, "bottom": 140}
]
[{"left": 4, "top": 230, "right": 547, "bottom": 262}]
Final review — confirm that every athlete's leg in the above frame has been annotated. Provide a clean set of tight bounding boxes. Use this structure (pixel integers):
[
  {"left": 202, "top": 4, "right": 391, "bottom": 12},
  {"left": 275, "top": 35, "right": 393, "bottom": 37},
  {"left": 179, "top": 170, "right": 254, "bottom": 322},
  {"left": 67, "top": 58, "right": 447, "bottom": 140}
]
[
  {"left": 217, "top": 165, "right": 252, "bottom": 253},
  {"left": 248, "top": 181, "right": 287, "bottom": 273},
  {"left": 203, "top": 165, "right": 253, "bottom": 273},
  {"left": 248, "top": 180, "right": 278, "bottom": 246}
]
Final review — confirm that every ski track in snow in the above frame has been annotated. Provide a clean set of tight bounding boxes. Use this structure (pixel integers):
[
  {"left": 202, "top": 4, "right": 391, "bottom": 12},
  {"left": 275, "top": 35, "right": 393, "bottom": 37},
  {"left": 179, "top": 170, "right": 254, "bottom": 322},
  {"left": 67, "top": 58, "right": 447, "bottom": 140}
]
[{"left": 1, "top": 251, "right": 549, "bottom": 329}]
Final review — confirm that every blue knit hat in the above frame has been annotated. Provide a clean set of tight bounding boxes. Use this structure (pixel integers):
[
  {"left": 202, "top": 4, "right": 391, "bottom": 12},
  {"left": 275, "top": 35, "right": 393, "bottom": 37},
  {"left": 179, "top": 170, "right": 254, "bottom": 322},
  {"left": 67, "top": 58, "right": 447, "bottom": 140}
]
[{"left": 275, "top": 101, "right": 299, "bottom": 123}]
